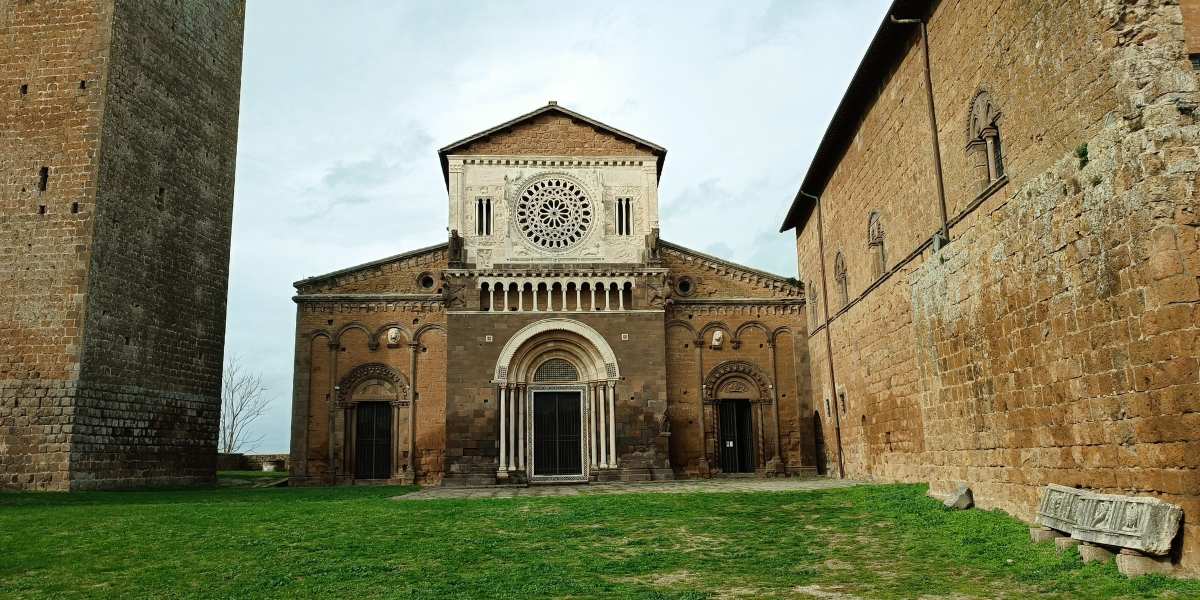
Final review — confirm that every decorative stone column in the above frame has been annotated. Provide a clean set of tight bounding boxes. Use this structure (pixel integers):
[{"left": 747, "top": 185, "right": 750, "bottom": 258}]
[
  {"left": 498, "top": 385, "right": 508, "bottom": 479},
  {"left": 515, "top": 384, "right": 524, "bottom": 472},
  {"left": 597, "top": 381, "right": 608, "bottom": 468},
  {"left": 588, "top": 384, "right": 598, "bottom": 468},
  {"left": 607, "top": 380, "right": 617, "bottom": 468}
]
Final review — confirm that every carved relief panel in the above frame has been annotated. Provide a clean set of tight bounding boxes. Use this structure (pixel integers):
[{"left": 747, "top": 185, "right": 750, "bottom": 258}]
[{"left": 450, "top": 158, "right": 655, "bottom": 267}]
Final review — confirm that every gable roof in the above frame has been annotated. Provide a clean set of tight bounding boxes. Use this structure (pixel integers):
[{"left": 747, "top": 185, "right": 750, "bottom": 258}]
[
  {"left": 293, "top": 242, "right": 448, "bottom": 290},
  {"left": 438, "top": 102, "right": 668, "bottom": 187},
  {"left": 779, "top": 0, "right": 938, "bottom": 233},
  {"left": 659, "top": 239, "right": 802, "bottom": 296}
]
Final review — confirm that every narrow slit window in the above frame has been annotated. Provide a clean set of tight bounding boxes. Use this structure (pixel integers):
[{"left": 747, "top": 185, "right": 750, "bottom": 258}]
[
  {"left": 476, "top": 197, "right": 492, "bottom": 236},
  {"left": 37, "top": 167, "right": 49, "bottom": 191},
  {"left": 155, "top": 187, "right": 165, "bottom": 210},
  {"left": 616, "top": 197, "right": 633, "bottom": 235}
]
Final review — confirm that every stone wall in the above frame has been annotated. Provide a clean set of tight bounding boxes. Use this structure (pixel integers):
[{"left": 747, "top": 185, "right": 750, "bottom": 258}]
[
  {"left": 659, "top": 245, "right": 811, "bottom": 477},
  {"left": 453, "top": 112, "right": 656, "bottom": 157},
  {"left": 0, "top": 0, "right": 113, "bottom": 491},
  {"left": 793, "top": 0, "right": 1200, "bottom": 572},
  {"left": 289, "top": 298, "right": 447, "bottom": 485},
  {"left": 444, "top": 309, "right": 669, "bottom": 483},
  {"left": 0, "top": 0, "right": 245, "bottom": 490}
]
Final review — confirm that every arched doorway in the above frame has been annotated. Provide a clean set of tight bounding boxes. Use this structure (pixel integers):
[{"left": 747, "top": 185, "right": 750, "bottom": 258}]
[
  {"left": 493, "top": 318, "right": 620, "bottom": 483},
  {"left": 702, "top": 361, "right": 774, "bottom": 475},
  {"left": 335, "top": 364, "right": 409, "bottom": 481}
]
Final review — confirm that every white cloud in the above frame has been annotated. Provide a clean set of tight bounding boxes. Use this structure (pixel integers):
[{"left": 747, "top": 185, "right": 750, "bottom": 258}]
[{"left": 228, "top": 0, "right": 890, "bottom": 452}]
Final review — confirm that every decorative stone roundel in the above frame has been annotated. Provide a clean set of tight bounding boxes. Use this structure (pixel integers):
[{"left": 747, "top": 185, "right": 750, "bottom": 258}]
[{"left": 514, "top": 176, "right": 593, "bottom": 251}]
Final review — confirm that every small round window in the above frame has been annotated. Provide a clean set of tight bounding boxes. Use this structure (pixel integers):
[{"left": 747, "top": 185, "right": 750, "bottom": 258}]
[
  {"left": 675, "top": 276, "right": 695, "bottom": 296},
  {"left": 418, "top": 273, "right": 435, "bottom": 290}
]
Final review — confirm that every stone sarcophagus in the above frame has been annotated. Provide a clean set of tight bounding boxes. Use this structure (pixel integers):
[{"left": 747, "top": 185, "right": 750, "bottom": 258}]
[{"left": 1036, "top": 484, "right": 1182, "bottom": 555}]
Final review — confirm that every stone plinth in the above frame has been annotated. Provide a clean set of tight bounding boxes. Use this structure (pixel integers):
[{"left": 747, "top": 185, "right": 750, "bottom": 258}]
[
  {"left": 1079, "top": 543, "right": 1115, "bottom": 564},
  {"left": 1117, "top": 549, "right": 1176, "bottom": 577},
  {"left": 1030, "top": 527, "right": 1066, "bottom": 543}
]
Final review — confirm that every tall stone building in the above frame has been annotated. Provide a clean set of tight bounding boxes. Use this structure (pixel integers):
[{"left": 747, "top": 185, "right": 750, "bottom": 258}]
[
  {"left": 782, "top": 0, "right": 1200, "bottom": 573},
  {"left": 290, "top": 103, "right": 812, "bottom": 485},
  {"left": 0, "top": 1, "right": 246, "bottom": 490}
]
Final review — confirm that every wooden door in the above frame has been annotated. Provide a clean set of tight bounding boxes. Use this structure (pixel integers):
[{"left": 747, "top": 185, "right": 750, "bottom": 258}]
[{"left": 354, "top": 402, "right": 392, "bottom": 479}]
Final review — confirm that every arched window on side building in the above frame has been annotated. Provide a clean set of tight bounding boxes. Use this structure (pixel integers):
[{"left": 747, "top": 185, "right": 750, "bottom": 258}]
[
  {"left": 867, "top": 212, "right": 886, "bottom": 280},
  {"left": 833, "top": 252, "right": 848, "bottom": 309},
  {"left": 967, "top": 89, "right": 1004, "bottom": 193}
]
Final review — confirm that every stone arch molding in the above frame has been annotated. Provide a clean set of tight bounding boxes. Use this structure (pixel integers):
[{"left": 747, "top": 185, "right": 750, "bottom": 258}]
[
  {"left": 494, "top": 318, "right": 619, "bottom": 384},
  {"left": 336, "top": 363, "right": 409, "bottom": 405},
  {"left": 703, "top": 360, "right": 772, "bottom": 401}
]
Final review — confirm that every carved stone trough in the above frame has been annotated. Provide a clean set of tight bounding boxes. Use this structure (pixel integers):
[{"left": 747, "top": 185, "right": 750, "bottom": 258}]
[{"left": 1035, "top": 484, "right": 1182, "bottom": 556}]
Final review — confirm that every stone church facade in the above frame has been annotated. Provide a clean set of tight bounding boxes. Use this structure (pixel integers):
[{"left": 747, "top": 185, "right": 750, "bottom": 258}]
[
  {"left": 289, "top": 103, "right": 812, "bottom": 486},
  {"left": 782, "top": 0, "right": 1200, "bottom": 573}
]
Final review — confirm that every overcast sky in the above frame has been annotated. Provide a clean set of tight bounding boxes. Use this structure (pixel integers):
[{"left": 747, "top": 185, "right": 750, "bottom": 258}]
[{"left": 227, "top": 0, "right": 891, "bottom": 453}]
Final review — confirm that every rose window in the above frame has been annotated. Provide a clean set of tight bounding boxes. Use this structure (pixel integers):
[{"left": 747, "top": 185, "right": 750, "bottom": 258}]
[{"left": 514, "top": 177, "right": 593, "bottom": 251}]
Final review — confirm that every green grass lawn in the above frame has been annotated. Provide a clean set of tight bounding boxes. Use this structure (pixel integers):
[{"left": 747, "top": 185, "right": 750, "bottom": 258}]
[
  {"left": 0, "top": 483, "right": 1195, "bottom": 599},
  {"left": 216, "top": 470, "right": 290, "bottom": 487}
]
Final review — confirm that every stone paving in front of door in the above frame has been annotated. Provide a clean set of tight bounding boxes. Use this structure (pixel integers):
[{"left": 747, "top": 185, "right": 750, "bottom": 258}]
[{"left": 393, "top": 477, "right": 863, "bottom": 501}]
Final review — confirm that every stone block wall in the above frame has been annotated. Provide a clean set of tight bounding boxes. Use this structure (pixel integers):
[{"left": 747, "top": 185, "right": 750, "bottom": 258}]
[
  {"left": 289, "top": 299, "right": 447, "bottom": 485},
  {"left": 1, "top": 0, "right": 245, "bottom": 490},
  {"left": 0, "top": 0, "right": 113, "bottom": 491},
  {"left": 444, "top": 310, "right": 668, "bottom": 483},
  {"left": 665, "top": 305, "right": 811, "bottom": 477},
  {"left": 794, "top": 0, "right": 1200, "bottom": 572}
]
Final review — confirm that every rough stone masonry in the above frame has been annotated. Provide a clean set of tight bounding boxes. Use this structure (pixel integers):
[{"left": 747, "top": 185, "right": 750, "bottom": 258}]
[
  {"left": 782, "top": 0, "right": 1200, "bottom": 575},
  {"left": 0, "top": 0, "right": 246, "bottom": 490}
]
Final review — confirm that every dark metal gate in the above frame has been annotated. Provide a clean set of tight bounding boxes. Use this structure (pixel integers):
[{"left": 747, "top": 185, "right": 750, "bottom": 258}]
[
  {"left": 354, "top": 402, "right": 392, "bottom": 479},
  {"left": 533, "top": 391, "right": 582, "bottom": 476},
  {"left": 813, "top": 412, "right": 827, "bottom": 476},
  {"left": 718, "top": 400, "right": 754, "bottom": 473}
]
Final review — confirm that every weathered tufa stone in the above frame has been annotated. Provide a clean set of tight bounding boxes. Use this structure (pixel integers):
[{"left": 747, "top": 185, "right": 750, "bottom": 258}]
[
  {"left": 1079, "top": 543, "right": 1115, "bottom": 564},
  {"left": 1036, "top": 485, "right": 1183, "bottom": 556},
  {"left": 1116, "top": 549, "right": 1176, "bottom": 577},
  {"left": 1030, "top": 527, "right": 1066, "bottom": 543},
  {"left": 943, "top": 484, "right": 974, "bottom": 510},
  {"left": 1055, "top": 537, "right": 1081, "bottom": 552}
]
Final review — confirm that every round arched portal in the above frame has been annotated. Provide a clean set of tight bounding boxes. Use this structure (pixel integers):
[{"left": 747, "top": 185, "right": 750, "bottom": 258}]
[
  {"left": 493, "top": 318, "right": 620, "bottom": 483},
  {"left": 703, "top": 361, "right": 773, "bottom": 476},
  {"left": 334, "top": 363, "right": 409, "bottom": 482}
]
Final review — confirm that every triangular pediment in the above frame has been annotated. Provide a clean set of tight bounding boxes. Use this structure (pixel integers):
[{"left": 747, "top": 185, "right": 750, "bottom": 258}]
[{"left": 439, "top": 103, "right": 666, "bottom": 185}]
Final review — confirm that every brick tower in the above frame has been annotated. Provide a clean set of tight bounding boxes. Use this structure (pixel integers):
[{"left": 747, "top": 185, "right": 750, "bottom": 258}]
[{"left": 0, "top": 1, "right": 246, "bottom": 490}]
